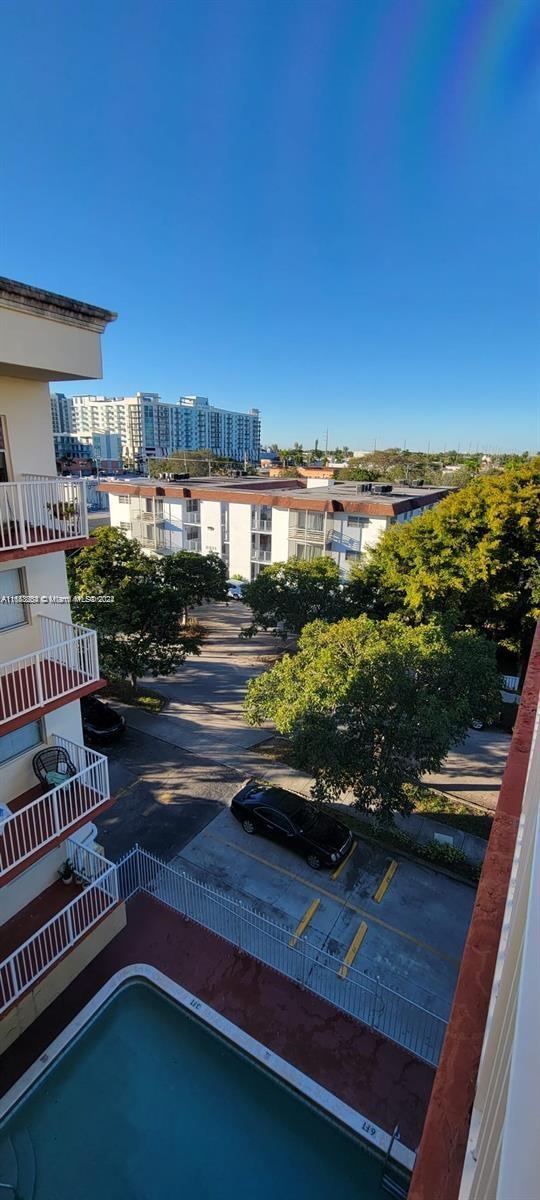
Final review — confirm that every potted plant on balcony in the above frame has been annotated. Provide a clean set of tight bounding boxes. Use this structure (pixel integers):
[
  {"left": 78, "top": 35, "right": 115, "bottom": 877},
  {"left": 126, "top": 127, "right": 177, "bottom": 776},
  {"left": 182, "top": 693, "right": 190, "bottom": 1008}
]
[
  {"left": 58, "top": 859, "right": 74, "bottom": 885},
  {"left": 46, "top": 499, "right": 79, "bottom": 533}
]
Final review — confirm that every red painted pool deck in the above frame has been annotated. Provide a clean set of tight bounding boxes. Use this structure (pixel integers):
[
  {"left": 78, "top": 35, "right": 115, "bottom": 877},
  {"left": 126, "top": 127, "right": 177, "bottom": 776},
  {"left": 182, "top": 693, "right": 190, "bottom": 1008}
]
[{"left": 1, "top": 892, "right": 434, "bottom": 1149}]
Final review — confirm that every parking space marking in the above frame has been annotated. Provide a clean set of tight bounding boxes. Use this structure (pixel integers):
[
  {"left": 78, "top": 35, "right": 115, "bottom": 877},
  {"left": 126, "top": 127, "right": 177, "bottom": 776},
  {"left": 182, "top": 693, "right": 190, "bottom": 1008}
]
[
  {"left": 288, "top": 899, "right": 320, "bottom": 948},
  {"left": 331, "top": 840, "right": 357, "bottom": 881},
  {"left": 203, "top": 830, "right": 460, "bottom": 965},
  {"left": 374, "top": 860, "right": 398, "bottom": 903},
  {"left": 338, "top": 920, "right": 368, "bottom": 979}
]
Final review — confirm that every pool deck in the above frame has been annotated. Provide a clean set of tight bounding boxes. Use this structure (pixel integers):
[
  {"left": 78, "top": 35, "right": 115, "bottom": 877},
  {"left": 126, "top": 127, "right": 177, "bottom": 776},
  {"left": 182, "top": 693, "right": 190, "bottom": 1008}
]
[{"left": 1, "top": 892, "right": 434, "bottom": 1150}]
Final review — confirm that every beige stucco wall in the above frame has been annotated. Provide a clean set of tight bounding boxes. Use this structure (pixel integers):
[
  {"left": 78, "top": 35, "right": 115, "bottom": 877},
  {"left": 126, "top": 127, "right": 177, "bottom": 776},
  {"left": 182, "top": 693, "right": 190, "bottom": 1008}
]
[
  {"left": 0, "top": 309, "right": 103, "bottom": 381},
  {"left": 0, "top": 902, "right": 126, "bottom": 1054},
  {"left": 0, "top": 377, "right": 57, "bottom": 477}
]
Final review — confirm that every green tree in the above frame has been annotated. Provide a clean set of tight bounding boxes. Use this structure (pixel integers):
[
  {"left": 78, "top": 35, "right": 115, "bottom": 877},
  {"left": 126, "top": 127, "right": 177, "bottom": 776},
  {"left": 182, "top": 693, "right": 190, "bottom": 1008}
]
[
  {"left": 242, "top": 557, "right": 347, "bottom": 638},
  {"left": 245, "top": 615, "right": 500, "bottom": 819},
  {"left": 347, "top": 457, "right": 540, "bottom": 659},
  {"left": 67, "top": 528, "right": 205, "bottom": 690},
  {"left": 162, "top": 550, "right": 227, "bottom": 621}
]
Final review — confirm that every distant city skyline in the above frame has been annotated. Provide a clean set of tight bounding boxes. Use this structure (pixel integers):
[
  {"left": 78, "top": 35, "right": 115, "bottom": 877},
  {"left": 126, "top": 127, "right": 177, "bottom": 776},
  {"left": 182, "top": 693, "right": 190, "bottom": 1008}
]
[{"left": 2, "top": 1, "right": 538, "bottom": 452}]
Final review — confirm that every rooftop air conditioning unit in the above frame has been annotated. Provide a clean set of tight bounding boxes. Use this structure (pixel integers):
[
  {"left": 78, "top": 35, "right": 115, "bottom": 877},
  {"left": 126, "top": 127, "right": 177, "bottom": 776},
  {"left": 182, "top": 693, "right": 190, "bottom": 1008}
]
[
  {"left": 356, "top": 483, "right": 372, "bottom": 493},
  {"left": 379, "top": 484, "right": 393, "bottom": 493},
  {"left": 411, "top": 478, "right": 424, "bottom": 487}
]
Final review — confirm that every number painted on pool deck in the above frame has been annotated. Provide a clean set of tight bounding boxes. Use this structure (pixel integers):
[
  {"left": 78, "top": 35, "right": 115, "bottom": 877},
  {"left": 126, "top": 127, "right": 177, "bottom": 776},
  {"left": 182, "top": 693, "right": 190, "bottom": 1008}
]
[{"left": 362, "top": 1122, "right": 377, "bottom": 1138}]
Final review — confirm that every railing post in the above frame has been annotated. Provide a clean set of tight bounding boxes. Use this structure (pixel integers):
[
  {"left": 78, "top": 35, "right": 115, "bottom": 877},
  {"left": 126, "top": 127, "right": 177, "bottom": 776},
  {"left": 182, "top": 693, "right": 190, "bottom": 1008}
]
[
  {"left": 50, "top": 787, "right": 61, "bottom": 837},
  {"left": 15, "top": 481, "right": 27, "bottom": 548},
  {"left": 65, "top": 903, "right": 74, "bottom": 945},
  {"left": 34, "top": 651, "right": 44, "bottom": 707},
  {"left": 9, "top": 958, "right": 19, "bottom": 1002}
]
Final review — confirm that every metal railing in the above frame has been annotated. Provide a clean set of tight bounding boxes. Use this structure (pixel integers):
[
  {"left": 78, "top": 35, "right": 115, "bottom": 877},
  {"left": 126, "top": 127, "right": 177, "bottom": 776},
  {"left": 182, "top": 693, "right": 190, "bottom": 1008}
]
[
  {"left": 117, "top": 847, "right": 448, "bottom": 1066},
  {"left": 0, "top": 843, "right": 118, "bottom": 1013},
  {"left": 0, "top": 477, "right": 88, "bottom": 553},
  {"left": 0, "top": 736, "right": 110, "bottom": 879},
  {"left": 251, "top": 548, "right": 272, "bottom": 562},
  {"left": 251, "top": 516, "right": 272, "bottom": 532},
  {"left": 0, "top": 616, "right": 100, "bottom": 726},
  {"left": 289, "top": 522, "right": 325, "bottom": 543}
]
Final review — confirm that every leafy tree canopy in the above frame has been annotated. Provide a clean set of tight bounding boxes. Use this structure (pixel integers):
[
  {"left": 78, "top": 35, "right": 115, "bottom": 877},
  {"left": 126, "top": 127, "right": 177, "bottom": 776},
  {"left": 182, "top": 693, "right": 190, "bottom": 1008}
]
[
  {"left": 348, "top": 458, "right": 540, "bottom": 658},
  {"left": 242, "top": 557, "right": 347, "bottom": 637},
  {"left": 67, "top": 528, "right": 225, "bottom": 688},
  {"left": 245, "top": 615, "right": 500, "bottom": 818}
]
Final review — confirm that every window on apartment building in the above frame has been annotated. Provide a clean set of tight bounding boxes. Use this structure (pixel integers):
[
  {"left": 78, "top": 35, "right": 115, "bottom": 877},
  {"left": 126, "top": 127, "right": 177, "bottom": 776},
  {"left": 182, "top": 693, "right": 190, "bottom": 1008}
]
[
  {"left": 0, "top": 568, "right": 28, "bottom": 631},
  {"left": 118, "top": 495, "right": 129, "bottom": 504},
  {"left": 295, "top": 544, "right": 319, "bottom": 561},
  {"left": 345, "top": 549, "right": 361, "bottom": 561},
  {"left": 119, "top": 522, "right": 130, "bottom": 532},
  {"left": 347, "top": 515, "right": 368, "bottom": 527},
  {"left": 186, "top": 500, "right": 199, "bottom": 515},
  {"left": 0, "top": 720, "right": 43, "bottom": 765},
  {"left": 145, "top": 499, "right": 153, "bottom": 513}
]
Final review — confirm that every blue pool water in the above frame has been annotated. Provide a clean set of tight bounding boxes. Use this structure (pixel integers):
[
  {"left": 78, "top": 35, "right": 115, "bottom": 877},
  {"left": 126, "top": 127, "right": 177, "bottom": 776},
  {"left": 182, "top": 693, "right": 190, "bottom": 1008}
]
[{"left": 1, "top": 983, "right": 390, "bottom": 1199}]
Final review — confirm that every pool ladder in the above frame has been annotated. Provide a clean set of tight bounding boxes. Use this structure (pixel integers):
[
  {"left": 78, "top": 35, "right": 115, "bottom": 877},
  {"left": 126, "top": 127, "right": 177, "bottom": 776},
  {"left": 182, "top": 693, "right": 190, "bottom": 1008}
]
[
  {"left": 0, "top": 1130, "right": 36, "bottom": 1200},
  {"left": 380, "top": 1125, "right": 411, "bottom": 1199}
]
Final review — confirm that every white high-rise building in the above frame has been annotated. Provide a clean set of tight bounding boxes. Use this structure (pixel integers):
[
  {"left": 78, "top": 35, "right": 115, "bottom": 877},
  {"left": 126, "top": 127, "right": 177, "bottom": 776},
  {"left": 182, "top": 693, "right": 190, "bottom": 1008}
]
[{"left": 51, "top": 392, "right": 261, "bottom": 467}]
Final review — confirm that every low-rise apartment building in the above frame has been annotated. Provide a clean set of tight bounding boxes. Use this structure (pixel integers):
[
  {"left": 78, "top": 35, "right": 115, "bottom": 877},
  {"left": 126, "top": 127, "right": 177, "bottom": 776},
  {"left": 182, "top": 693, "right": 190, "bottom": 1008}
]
[
  {"left": 100, "top": 476, "right": 450, "bottom": 579},
  {"left": 0, "top": 277, "right": 122, "bottom": 1051},
  {"left": 51, "top": 391, "right": 261, "bottom": 467}
]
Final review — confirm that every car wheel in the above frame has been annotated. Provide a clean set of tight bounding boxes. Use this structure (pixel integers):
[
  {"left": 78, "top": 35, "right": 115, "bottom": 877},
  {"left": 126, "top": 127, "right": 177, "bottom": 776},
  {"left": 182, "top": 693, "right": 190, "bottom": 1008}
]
[
  {"left": 306, "top": 853, "right": 321, "bottom": 870},
  {"left": 242, "top": 818, "right": 256, "bottom": 834}
]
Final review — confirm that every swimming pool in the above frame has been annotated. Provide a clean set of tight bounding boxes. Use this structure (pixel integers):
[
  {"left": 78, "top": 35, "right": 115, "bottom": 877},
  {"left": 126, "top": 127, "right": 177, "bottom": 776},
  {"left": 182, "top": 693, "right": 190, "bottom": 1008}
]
[{"left": 0, "top": 976, "right": 397, "bottom": 1199}]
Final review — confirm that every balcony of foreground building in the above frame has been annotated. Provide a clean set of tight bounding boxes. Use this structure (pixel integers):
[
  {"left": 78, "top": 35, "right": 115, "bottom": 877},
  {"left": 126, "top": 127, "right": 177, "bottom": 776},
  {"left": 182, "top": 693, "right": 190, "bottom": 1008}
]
[
  {"left": 0, "top": 840, "right": 119, "bottom": 1018},
  {"left": 408, "top": 620, "right": 540, "bottom": 1200},
  {"left": 0, "top": 616, "right": 104, "bottom": 735},
  {"left": 0, "top": 476, "right": 89, "bottom": 563},
  {"left": 0, "top": 736, "right": 112, "bottom": 886}
]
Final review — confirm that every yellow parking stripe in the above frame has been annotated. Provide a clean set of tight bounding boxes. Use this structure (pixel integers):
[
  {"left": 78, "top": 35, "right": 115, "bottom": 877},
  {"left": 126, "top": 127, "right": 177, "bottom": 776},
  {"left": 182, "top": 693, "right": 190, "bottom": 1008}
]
[
  {"left": 374, "top": 860, "right": 398, "bottom": 903},
  {"left": 205, "top": 831, "right": 460, "bottom": 965},
  {"left": 331, "top": 840, "right": 357, "bottom": 881},
  {"left": 338, "top": 921, "right": 368, "bottom": 979},
  {"left": 288, "top": 899, "right": 320, "bottom": 948}
]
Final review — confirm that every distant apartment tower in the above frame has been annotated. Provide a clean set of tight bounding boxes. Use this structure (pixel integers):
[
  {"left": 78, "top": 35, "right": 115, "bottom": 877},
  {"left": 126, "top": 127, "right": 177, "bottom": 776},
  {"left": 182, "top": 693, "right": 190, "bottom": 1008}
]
[{"left": 51, "top": 392, "right": 261, "bottom": 468}]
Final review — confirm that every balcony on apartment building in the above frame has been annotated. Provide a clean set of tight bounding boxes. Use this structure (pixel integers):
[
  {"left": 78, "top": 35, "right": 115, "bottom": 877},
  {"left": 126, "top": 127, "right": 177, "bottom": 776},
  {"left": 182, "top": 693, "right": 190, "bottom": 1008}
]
[
  {"left": 1, "top": 735, "right": 111, "bottom": 885},
  {"left": 289, "top": 512, "right": 325, "bottom": 544},
  {"left": 251, "top": 533, "right": 272, "bottom": 563},
  {"left": 0, "top": 616, "right": 103, "bottom": 734},
  {"left": 251, "top": 510, "right": 272, "bottom": 533},
  {"left": 0, "top": 476, "right": 89, "bottom": 564},
  {"left": 0, "top": 841, "right": 119, "bottom": 1016}
]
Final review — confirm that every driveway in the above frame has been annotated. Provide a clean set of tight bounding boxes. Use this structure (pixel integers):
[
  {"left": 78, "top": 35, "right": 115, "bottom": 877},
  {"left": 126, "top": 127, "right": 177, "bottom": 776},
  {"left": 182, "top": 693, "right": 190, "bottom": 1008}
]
[
  {"left": 423, "top": 727, "right": 510, "bottom": 811},
  {"left": 129, "top": 601, "right": 281, "bottom": 760},
  {"left": 95, "top": 725, "right": 242, "bottom": 860}
]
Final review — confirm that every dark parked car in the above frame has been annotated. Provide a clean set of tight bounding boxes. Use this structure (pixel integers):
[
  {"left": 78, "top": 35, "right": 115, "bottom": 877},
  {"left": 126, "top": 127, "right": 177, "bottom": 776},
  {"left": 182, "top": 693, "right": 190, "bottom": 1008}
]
[
  {"left": 81, "top": 694, "right": 126, "bottom": 744},
  {"left": 231, "top": 780, "right": 353, "bottom": 870}
]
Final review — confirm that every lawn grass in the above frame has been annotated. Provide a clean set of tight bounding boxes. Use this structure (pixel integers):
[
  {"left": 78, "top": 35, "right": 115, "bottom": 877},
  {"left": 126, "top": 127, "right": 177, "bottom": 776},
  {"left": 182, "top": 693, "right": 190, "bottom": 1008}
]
[{"left": 103, "top": 680, "right": 167, "bottom": 713}]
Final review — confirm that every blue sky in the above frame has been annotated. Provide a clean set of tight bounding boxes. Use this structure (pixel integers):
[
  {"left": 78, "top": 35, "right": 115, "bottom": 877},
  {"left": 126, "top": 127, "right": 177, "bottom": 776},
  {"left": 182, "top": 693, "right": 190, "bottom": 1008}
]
[{"left": 0, "top": 0, "right": 538, "bottom": 451}]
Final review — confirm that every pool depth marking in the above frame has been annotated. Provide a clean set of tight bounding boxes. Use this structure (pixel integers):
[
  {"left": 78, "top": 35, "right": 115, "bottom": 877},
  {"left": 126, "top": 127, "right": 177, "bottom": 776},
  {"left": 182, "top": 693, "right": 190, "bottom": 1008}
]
[
  {"left": 338, "top": 921, "right": 368, "bottom": 979},
  {"left": 331, "top": 840, "right": 357, "bottom": 880},
  {"left": 374, "top": 860, "right": 398, "bottom": 903},
  {"left": 204, "top": 831, "right": 460, "bottom": 965},
  {"left": 289, "top": 899, "right": 320, "bottom": 947}
]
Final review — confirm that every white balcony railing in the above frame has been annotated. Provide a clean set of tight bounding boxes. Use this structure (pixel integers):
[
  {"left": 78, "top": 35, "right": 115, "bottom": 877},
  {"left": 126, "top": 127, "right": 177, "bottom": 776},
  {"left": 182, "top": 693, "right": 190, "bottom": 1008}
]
[
  {"left": 251, "top": 548, "right": 272, "bottom": 562},
  {"left": 0, "top": 842, "right": 118, "bottom": 1013},
  {"left": 0, "top": 477, "right": 88, "bottom": 553},
  {"left": 0, "top": 735, "right": 110, "bottom": 879},
  {"left": 251, "top": 516, "right": 272, "bottom": 532},
  {"left": 0, "top": 616, "right": 100, "bottom": 727},
  {"left": 289, "top": 522, "right": 325, "bottom": 543}
]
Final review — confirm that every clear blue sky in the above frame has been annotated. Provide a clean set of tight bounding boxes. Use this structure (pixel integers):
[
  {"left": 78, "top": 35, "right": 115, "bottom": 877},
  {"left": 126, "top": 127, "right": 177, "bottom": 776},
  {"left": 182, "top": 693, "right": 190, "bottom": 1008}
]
[{"left": 1, "top": 0, "right": 538, "bottom": 451}]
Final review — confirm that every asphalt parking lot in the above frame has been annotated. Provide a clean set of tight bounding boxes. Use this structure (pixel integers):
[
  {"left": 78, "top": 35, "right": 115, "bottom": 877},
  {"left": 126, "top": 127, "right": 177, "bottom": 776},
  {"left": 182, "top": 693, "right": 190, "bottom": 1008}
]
[{"left": 172, "top": 806, "right": 475, "bottom": 1020}]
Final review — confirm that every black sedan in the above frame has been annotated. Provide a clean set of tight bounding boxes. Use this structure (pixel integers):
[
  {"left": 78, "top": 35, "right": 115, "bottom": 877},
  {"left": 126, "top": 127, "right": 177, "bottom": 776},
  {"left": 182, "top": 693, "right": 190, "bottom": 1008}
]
[
  {"left": 231, "top": 780, "right": 353, "bottom": 870},
  {"left": 81, "top": 694, "right": 126, "bottom": 744}
]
